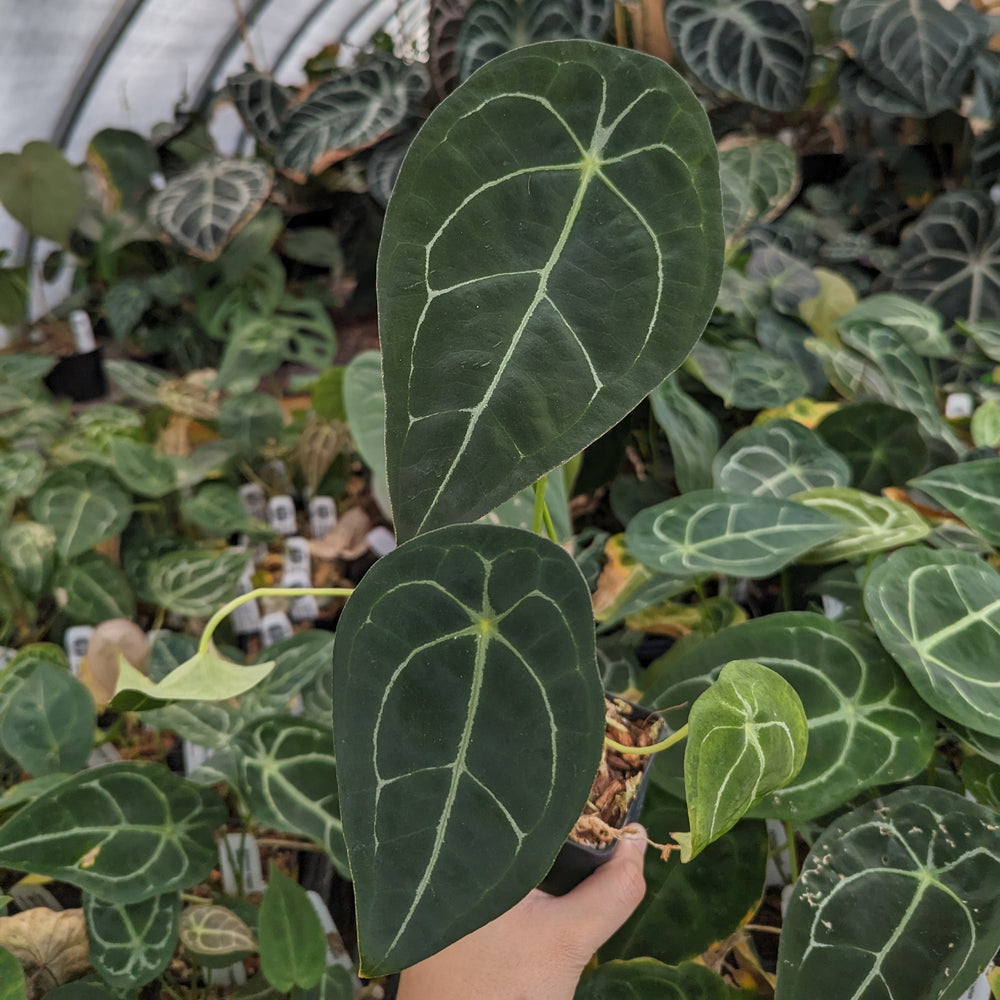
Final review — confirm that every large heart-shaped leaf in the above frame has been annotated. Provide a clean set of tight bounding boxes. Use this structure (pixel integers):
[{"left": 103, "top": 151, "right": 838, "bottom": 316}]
[
  {"left": 83, "top": 892, "right": 179, "bottom": 990},
  {"left": 625, "top": 491, "right": 843, "bottom": 578},
  {"left": 30, "top": 464, "right": 131, "bottom": 560},
  {"left": 833, "top": 0, "right": 987, "bottom": 118},
  {"left": 648, "top": 376, "right": 720, "bottom": 494},
  {"left": 910, "top": 459, "right": 1000, "bottom": 549},
  {"left": 675, "top": 660, "right": 807, "bottom": 862},
  {"left": 666, "top": 0, "right": 812, "bottom": 111},
  {"left": 776, "top": 787, "right": 1000, "bottom": 1000},
  {"left": 277, "top": 54, "right": 427, "bottom": 180},
  {"left": 456, "top": 0, "right": 615, "bottom": 80},
  {"left": 233, "top": 716, "right": 349, "bottom": 877},
  {"left": 333, "top": 523, "right": 604, "bottom": 975},
  {"left": 834, "top": 293, "right": 951, "bottom": 359},
  {"left": 865, "top": 547, "right": 1000, "bottom": 738},
  {"left": 379, "top": 40, "right": 723, "bottom": 540},
  {"left": 0, "top": 762, "right": 225, "bottom": 902},
  {"left": 577, "top": 958, "right": 755, "bottom": 999},
  {"left": 645, "top": 613, "right": 937, "bottom": 820},
  {"left": 712, "top": 419, "right": 850, "bottom": 498},
  {"left": 891, "top": 191, "right": 1000, "bottom": 323},
  {"left": 718, "top": 137, "right": 799, "bottom": 248},
  {"left": 149, "top": 159, "right": 273, "bottom": 261}
]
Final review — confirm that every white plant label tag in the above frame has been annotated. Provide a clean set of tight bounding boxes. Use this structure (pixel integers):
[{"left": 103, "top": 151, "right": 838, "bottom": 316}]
[
  {"left": 231, "top": 573, "right": 262, "bottom": 635},
  {"left": 305, "top": 891, "right": 355, "bottom": 973},
  {"left": 9, "top": 884, "right": 63, "bottom": 911},
  {"left": 260, "top": 611, "right": 294, "bottom": 647},
  {"left": 217, "top": 832, "right": 267, "bottom": 895},
  {"left": 64, "top": 625, "right": 93, "bottom": 676},
  {"left": 958, "top": 971, "right": 993, "bottom": 1000},
  {"left": 309, "top": 495, "right": 338, "bottom": 540},
  {"left": 366, "top": 526, "right": 397, "bottom": 556},
  {"left": 238, "top": 483, "right": 267, "bottom": 522},
  {"left": 945, "top": 392, "right": 974, "bottom": 419},
  {"left": 282, "top": 536, "right": 311, "bottom": 582},
  {"left": 209, "top": 962, "right": 247, "bottom": 986},
  {"left": 267, "top": 495, "right": 297, "bottom": 535},
  {"left": 765, "top": 818, "right": 793, "bottom": 888},
  {"left": 0, "top": 647, "right": 16, "bottom": 670},
  {"left": 87, "top": 743, "right": 123, "bottom": 768},
  {"left": 283, "top": 574, "right": 319, "bottom": 622},
  {"left": 821, "top": 595, "right": 846, "bottom": 621},
  {"left": 183, "top": 741, "right": 210, "bottom": 775}
]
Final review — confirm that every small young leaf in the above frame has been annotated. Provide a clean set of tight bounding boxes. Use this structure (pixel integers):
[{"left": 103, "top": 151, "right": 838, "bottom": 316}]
[
  {"left": 675, "top": 659, "right": 807, "bottom": 862},
  {"left": 178, "top": 904, "right": 255, "bottom": 961},
  {"left": 258, "top": 864, "right": 327, "bottom": 992}
]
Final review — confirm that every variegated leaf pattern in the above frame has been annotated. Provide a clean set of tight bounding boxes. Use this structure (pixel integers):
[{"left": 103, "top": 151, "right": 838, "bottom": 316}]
[
  {"left": 792, "top": 487, "right": 929, "bottom": 563},
  {"left": 149, "top": 159, "right": 273, "bottom": 260},
  {"left": 686, "top": 340, "right": 809, "bottom": 410},
  {"left": 227, "top": 67, "right": 292, "bottom": 147},
  {"left": 142, "top": 549, "right": 249, "bottom": 618},
  {"left": 178, "top": 905, "right": 255, "bottom": 958},
  {"left": 666, "top": 0, "right": 812, "bottom": 111},
  {"left": 865, "top": 547, "right": 1000, "bottom": 738},
  {"left": 958, "top": 318, "right": 1000, "bottom": 363},
  {"left": 233, "top": 716, "right": 349, "bottom": 877},
  {"left": 380, "top": 40, "right": 723, "bottom": 539},
  {"left": 891, "top": 191, "right": 1000, "bottom": 323},
  {"left": 718, "top": 137, "right": 799, "bottom": 248},
  {"left": 0, "top": 451, "right": 45, "bottom": 498},
  {"left": 776, "top": 788, "right": 1000, "bottom": 1000},
  {"left": 646, "top": 613, "right": 937, "bottom": 820},
  {"left": 456, "top": 0, "right": 614, "bottom": 80},
  {"left": 625, "top": 491, "right": 843, "bottom": 578},
  {"left": 333, "top": 523, "right": 604, "bottom": 975},
  {"left": 277, "top": 54, "right": 428, "bottom": 180},
  {"left": 83, "top": 892, "right": 179, "bottom": 989},
  {"left": 0, "top": 762, "right": 225, "bottom": 902},
  {"left": 56, "top": 553, "right": 136, "bottom": 625},
  {"left": 676, "top": 660, "right": 806, "bottom": 862},
  {"left": 833, "top": 0, "right": 988, "bottom": 118},
  {"left": 712, "top": 420, "right": 851, "bottom": 498},
  {"left": 910, "top": 459, "right": 1000, "bottom": 548},
  {"left": 834, "top": 293, "right": 950, "bottom": 359},
  {"left": 428, "top": 0, "right": 473, "bottom": 99},
  {"left": 0, "top": 521, "right": 55, "bottom": 600}
]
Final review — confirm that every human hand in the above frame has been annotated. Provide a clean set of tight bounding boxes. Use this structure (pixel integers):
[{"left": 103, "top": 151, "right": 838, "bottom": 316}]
[{"left": 395, "top": 825, "right": 648, "bottom": 1000}]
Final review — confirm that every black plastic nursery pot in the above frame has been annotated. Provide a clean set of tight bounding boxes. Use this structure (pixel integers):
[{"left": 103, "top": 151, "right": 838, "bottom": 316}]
[{"left": 538, "top": 698, "right": 664, "bottom": 896}]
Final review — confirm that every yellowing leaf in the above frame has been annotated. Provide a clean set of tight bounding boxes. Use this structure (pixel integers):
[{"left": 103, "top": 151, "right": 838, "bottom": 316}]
[
  {"left": 754, "top": 397, "right": 841, "bottom": 428},
  {"left": 799, "top": 268, "right": 858, "bottom": 343},
  {"left": 0, "top": 908, "right": 90, "bottom": 997}
]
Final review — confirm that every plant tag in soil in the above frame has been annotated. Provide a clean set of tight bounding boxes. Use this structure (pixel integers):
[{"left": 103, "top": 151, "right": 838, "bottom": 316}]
[
  {"left": 260, "top": 611, "right": 295, "bottom": 646},
  {"left": 208, "top": 962, "right": 248, "bottom": 986},
  {"left": 183, "top": 741, "right": 210, "bottom": 775},
  {"left": 9, "top": 883, "right": 62, "bottom": 911},
  {"left": 283, "top": 575, "right": 319, "bottom": 622},
  {"left": 366, "top": 525, "right": 396, "bottom": 556},
  {"left": 238, "top": 483, "right": 267, "bottom": 521},
  {"left": 64, "top": 625, "right": 93, "bottom": 676},
  {"left": 231, "top": 573, "right": 262, "bottom": 635},
  {"left": 306, "top": 890, "right": 356, "bottom": 974},
  {"left": 87, "top": 743, "right": 122, "bottom": 768},
  {"left": 0, "top": 647, "right": 15, "bottom": 670},
  {"left": 282, "top": 536, "right": 311, "bottom": 582},
  {"left": 218, "top": 832, "right": 267, "bottom": 895},
  {"left": 309, "top": 495, "right": 337, "bottom": 540},
  {"left": 267, "top": 495, "right": 297, "bottom": 536},
  {"left": 821, "top": 595, "right": 846, "bottom": 621},
  {"left": 946, "top": 392, "right": 974, "bottom": 419}
]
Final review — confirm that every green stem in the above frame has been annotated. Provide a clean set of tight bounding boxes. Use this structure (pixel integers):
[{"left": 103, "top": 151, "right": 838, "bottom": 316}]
[
  {"left": 783, "top": 820, "right": 800, "bottom": 883},
  {"left": 605, "top": 723, "right": 688, "bottom": 756},
  {"left": 198, "top": 587, "right": 354, "bottom": 655},
  {"left": 533, "top": 476, "right": 548, "bottom": 535}
]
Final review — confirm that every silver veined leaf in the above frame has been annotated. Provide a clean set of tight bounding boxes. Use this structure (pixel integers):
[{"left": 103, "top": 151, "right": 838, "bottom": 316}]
[
  {"left": 277, "top": 54, "right": 428, "bottom": 181},
  {"left": 910, "top": 459, "right": 1000, "bottom": 549},
  {"left": 648, "top": 376, "right": 720, "bottom": 494},
  {"left": 149, "top": 158, "right": 273, "bottom": 261},
  {"left": 141, "top": 549, "right": 250, "bottom": 618},
  {"left": 178, "top": 905, "right": 255, "bottom": 960},
  {"left": 686, "top": 339, "right": 809, "bottom": 410},
  {"left": 227, "top": 67, "right": 292, "bottom": 147},
  {"left": 834, "top": 293, "right": 950, "bottom": 359},
  {"left": 367, "top": 129, "right": 418, "bottom": 208},
  {"left": 428, "top": 0, "right": 474, "bottom": 100},
  {"left": 666, "top": 0, "right": 812, "bottom": 112},
  {"left": 0, "top": 521, "right": 56, "bottom": 600},
  {"left": 718, "top": 137, "right": 799, "bottom": 248}
]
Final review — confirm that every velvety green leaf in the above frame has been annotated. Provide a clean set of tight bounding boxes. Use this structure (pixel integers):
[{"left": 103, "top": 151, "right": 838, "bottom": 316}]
[
  {"left": 646, "top": 613, "right": 937, "bottom": 820},
  {"left": 910, "top": 459, "right": 1000, "bottom": 548},
  {"left": 835, "top": 293, "right": 950, "bottom": 358},
  {"left": 0, "top": 661, "right": 95, "bottom": 776},
  {"left": 793, "top": 486, "right": 930, "bottom": 563},
  {"left": 816, "top": 402, "right": 927, "bottom": 492},
  {"left": 676, "top": 660, "right": 806, "bottom": 862},
  {"left": 0, "top": 946, "right": 25, "bottom": 1000},
  {"left": 0, "top": 773, "right": 71, "bottom": 813},
  {"left": 218, "top": 394, "right": 284, "bottom": 457},
  {"left": 0, "top": 451, "right": 46, "bottom": 499},
  {"left": 756, "top": 309, "right": 829, "bottom": 397},
  {"left": 277, "top": 54, "right": 427, "bottom": 180},
  {"left": 713, "top": 419, "right": 850, "bottom": 498},
  {"left": 30, "top": 464, "right": 131, "bottom": 559},
  {"left": 0, "top": 141, "right": 83, "bottom": 245},
  {"left": 104, "top": 279, "right": 152, "bottom": 340},
  {"left": 776, "top": 787, "right": 1000, "bottom": 1000},
  {"left": 233, "top": 716, "right": 349, "bottom": 877},
  {"left": 971, "top": 399, "right": 1000, "bottom": 448},
  {"left": 56, "top": 553, "right": 136, "bottom": 625},
  {"left": 143, "top": 548, "right": 249, "bottom": 617},
  {"left": 333, "top": 523, "right": 604, "bottom": 975},
  {"left": 865, "top": 547, "right": 1000, "bottom": 737},
  {"left": 83, "top": 892, "right": 179, "bottom": 989},
  {"left": 625, "top": 490, "right": 842, "bottom": 578},
  {"left": 667, "top": 0, "right": 811, "bottom": 111},
  {"left": 686, "top": 340, "right": 809, "bottom": 410},
  {"left": 142, "top": 702, "right": 239, "bottom": 750},
  {"left": 958, "top": 318, "right": 1000, "bottom": 363},
  {"left": 228, "top": 68, "right": 292, "bottom": 147},
  {"left": 576, "top": 959, "right": 754, "bottom": 999},
  {"left": 833, "top": 0, "right": 987, "bottom": 118},
  {"left": 963, "top": 755, "right": 1000, "bottom": 812},
  {"left": 891, "top": 191, "right": 1000, "bottom": 324},
  {"left": 380, "top": 40, "right": 723, "bottom": 539},
  {"left": 0, "top": 521, "right": 56, "bottom": 599},
  {"left": 87, "top": 128, "right": 159, "bottom": 209},
  {"left": 601, "top": 785, "right": 767, "bottom": 964},
  {"left": 456, "top": 0, "right": 614, "bottom": 80},
  {"left": 648, "top": 376, "right": 720, "bottom": 494},
  {"left": 0, "top": 761, "right": 226, "bottom": 902},
  {"left": 343, "top": 350, "right": 390, "bottom": 519},
  {"left": 181, "top": 483, "right": 268, "bottom": 538},
  {"left": 258, "top": 865, "right": 327, "bottom": 991},
  {"left": 719, "top": 138, "right": 799, "bottom": 248},
  {"left": 149, "top": 158, "right": 273, "bottom": 260},
  {"left": 178, "top": 904, "right": 255, "bottom": 959},
  {"left": 244, "top": 630, "right": 336, "bottom": 707},
  {"left": 109, "top": 438, "right": 177, "bottom": 498}
]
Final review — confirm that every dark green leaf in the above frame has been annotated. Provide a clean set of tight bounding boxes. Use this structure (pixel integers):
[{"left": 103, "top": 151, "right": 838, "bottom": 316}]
[
  {"left": 648, "top": 376, "right": 720, "bottom": 494},
  {"left": 0, "top": 947, "right": 25, "bottom": 1000},
  {"left": 686, "top": 340, "right": 809, "bottom": 410},
  {"left": 142, "top": 549, "right": 248, "bottom": 617},
  {"left": 228, "top": 68, "right": 292, "bottom": 147},
  {"left": 0, "top": 141, "right": 83, "bottom": 245},
  {"left": 181, "top": 483, "right": 267, "bottom": 538},
  {"left": 56, "top": 553, "right": 136, "bottom": 625},
  {"left": 576, "top": 959, "right": 754, "bottom": 999},
  {"left": 0, "top": 521, "right": 56, "bottom": 600},
  {"left": 719, "top": 138, "right": 799, "bottom": 248},
  {"left": 109, "top": 438, "right": 177, "bottom": 498},
  {"left": 910, "top": 459, "right": 1000, "bottom": 548},
  {"left": 258, "top": 865, "right": 327, "bottom": 991},
  {"left": 104, "top": 279, "right": 152, "bottom": 340},
  {"left": 218, "top": 394, "right": 284, "bottom": 456}
]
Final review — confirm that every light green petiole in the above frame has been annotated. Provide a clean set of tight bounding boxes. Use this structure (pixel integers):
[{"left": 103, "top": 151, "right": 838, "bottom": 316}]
[{"left": 604, "top": 723, "right": 689, "bottom": 756}]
